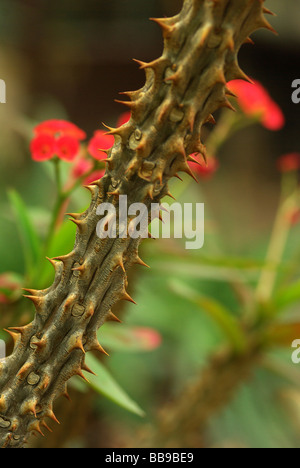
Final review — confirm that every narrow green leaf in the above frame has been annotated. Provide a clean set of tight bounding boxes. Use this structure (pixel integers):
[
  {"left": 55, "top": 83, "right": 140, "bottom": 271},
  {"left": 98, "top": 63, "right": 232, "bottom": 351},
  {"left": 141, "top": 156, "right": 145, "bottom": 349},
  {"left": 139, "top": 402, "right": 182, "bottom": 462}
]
[
  {"left": 7, "top": 189, "right": 41, "bottom": 275},
  {"left": 85, "top": 354, "right": 145, "bottom": 417},
  {"left": 170, "top": 279, "right": 247, "bottom": 353},
  {"left": 152, "top": 260, "right": 255, "bottom": 283}
]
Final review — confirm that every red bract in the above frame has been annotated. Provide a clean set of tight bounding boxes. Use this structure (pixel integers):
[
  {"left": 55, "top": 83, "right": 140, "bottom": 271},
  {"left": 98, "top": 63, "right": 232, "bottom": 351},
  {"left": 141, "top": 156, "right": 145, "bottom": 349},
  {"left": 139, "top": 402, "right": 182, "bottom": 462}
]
[
  {"left": 277, "top": 153, "right": 300, "bottom": 173},
  {"left": 88, "top": 130, "right": 114, "bottom": 160},
  {"left": 227, "top": 79, "right": 285, "bottom": 131},
  {"left": 55, "top": 135, "right": 80, "bottom": 162},
  {"left": 84, "top": 169, "right": 105, "bottom": 185},
  {"left": 72, "top": 157, "right": 93, "bottom": 179},
  {"left": 34, "top": 120, "right": 86, "bottom": 140},
  {"left": 30, "top": 134, "right": 56, "bottom": 161},
  {"left": 117, "top": 111, "right": 131, "bottom": 127},
  {"left": 189, "top": 154, "right": 219, "bottom": 178}
]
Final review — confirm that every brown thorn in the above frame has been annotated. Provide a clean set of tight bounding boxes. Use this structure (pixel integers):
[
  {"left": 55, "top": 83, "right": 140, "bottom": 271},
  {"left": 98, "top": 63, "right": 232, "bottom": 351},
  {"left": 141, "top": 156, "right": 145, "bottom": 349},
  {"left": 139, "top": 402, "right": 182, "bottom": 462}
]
[
  {"left": 23, "top": 295, "right": 41, "bottom": 307},
  {"left": 22, "top": 288, "right": 40, "bottom": 296},
  {"left": 263, "top": 7, "right": 276, "bottom": 16},
  {"left": 132, "top": 58, "right": 149, "bottom": 69},
  {"left": 244, "top": 37, "right": 255, "bottom": 45},
  {"left": 31, "top": 338, "right": 47, "bottom": 351},
  {"left": 62, "top": 391, "right": 71, "bottom": 402},
  {"left": 149, "top": 17, "right": 173, "bottom": 35},
  {"left": 8, "top": 326, "right": 27, "bottom": 335},
  {"left": 135, "top": 257, "right": 150, "bottom": 269},
  {"left": 122, "top": 291, "right": 137, "bottom": 305},
  {"left": 95, "top": 342, "right": 110, "bottom": 356},
  {"left": 17, "top": 362, "right": 32, "bottom": 379},
  {"left": 165, "top": 191, "right": 176, "bottom": 201},
  {"left": 114, "top": 99, "right": 134, "bottom": 109},
  {"left": 107, "top": 311, "right": 122, "bottom": 323},
  {"left": 66, "top": 212, "right": 82, "bottom": 220},
  {"left": 82, "top": 362, "right": 97, "bottom": 376},
  {"left": 4, "top": 328, "right": 19, "bottom": 345},
  {"left": 46, "top": 256, "right": 58, "bottom": 269},
  {"left": 47, "top": 410, "right": 60, "bottom": 425},
  {"left": 32, "top": 421, "right": 44, "bottom": 437},
  {"left": 188, "top": 155, "right": 202, "bottom": 166},
  {"left": 71, "top": 264, "right": 85, "bottom": 273},
  {"left": 41, "top": 421, "right": 53, "bottom": 433}
]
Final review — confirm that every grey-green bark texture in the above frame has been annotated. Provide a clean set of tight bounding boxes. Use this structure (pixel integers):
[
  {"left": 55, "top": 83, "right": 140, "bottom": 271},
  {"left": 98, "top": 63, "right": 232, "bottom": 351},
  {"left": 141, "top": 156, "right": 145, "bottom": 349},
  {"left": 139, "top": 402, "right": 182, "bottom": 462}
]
[{"left": 0, "top": 0, "right": 274, "bottom": 448}]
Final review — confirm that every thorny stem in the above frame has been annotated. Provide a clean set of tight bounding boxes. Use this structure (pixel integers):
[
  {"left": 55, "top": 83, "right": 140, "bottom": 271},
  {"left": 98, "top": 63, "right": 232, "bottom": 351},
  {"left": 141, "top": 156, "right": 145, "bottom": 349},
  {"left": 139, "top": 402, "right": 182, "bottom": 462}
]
[{"left": 0, "top": 0, "right": 276, "bottom": 448}]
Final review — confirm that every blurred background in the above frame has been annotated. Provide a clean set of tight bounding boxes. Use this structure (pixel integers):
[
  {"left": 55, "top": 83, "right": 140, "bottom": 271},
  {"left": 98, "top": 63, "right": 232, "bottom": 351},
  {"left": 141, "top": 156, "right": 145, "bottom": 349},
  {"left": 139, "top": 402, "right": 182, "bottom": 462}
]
[{"left": 0, "top": 0, "right": 300, "bottom": 448}]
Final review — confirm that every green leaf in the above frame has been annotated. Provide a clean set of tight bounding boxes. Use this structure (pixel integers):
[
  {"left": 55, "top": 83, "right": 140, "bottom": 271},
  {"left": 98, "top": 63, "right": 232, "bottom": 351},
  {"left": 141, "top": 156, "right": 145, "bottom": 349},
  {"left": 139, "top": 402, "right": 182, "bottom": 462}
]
[
  {"left": 84, "top": 354, "right": 145, "bottom": 417},
  {"left": 169, "top": 279, "right": 247, "bottom": 353},
  {"left": 7, "top": 189, "right": 41, "bottom": 276},
  {"left": 148, "top": 253, "right": 270, "bottom": 285}
]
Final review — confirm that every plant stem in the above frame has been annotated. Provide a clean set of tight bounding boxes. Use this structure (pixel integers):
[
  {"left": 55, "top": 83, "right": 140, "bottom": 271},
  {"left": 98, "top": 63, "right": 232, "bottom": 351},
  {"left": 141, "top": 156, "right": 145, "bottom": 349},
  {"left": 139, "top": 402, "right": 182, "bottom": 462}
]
[{"left": 53, "top": 157, "right": 63, "bottom": 195}]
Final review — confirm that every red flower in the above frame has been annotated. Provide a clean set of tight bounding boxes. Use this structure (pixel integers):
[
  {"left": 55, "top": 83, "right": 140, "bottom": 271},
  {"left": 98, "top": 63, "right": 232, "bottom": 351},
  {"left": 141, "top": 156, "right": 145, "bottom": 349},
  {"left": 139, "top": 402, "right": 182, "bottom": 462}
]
[
  {"left": 72, "top": 157, "right": 93, "bottom": 179},
  {"left": 55, "top": 136, "right": 80, "bottom": 162},
  {"left": 286, "top": 209, "right": 300, "bottom": 226},
  {"left": 88, "top": 130, "right": 114, "bottom": 160},
  {"left": 84, "top": 169, "right": 105, "bottom": 185},
  {"left": 189, "top": 154, "right": 219, "bottom": 178},
  {"left": 31, "top": 119, "right": 85, "bottom": 162},
  {"left": 34, "top": 120, "right": 86, "bottom": 140},
  {"left": 227, "top": 79, "right": 285, "bottom": 131},
  {"left": 30, "top": 134, "right": 56, "bottom": 161},
  {"left": 117, "top": 111, "right": 131, "bottom": 127},
  {"left": 277, "top": 153, "right": 300, "bottom": 173}
]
